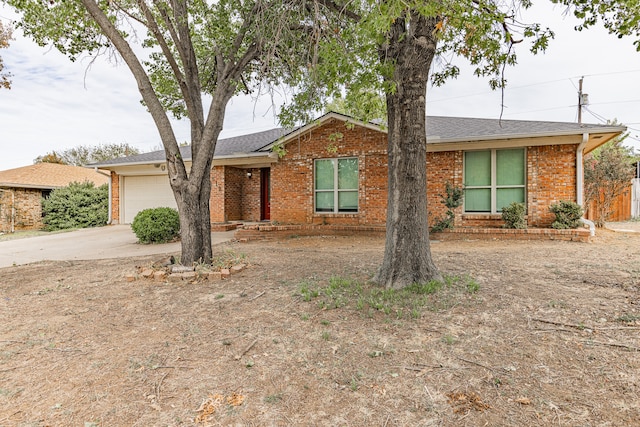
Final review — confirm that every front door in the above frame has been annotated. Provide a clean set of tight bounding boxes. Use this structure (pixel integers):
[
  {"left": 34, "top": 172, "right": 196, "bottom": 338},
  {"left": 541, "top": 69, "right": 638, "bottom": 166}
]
[{"left": 260, "top": 168, "right": 270, "bottom": 221}]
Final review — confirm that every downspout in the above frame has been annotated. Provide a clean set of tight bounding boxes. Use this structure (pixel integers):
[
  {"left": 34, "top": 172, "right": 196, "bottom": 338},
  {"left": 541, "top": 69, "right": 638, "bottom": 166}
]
[
  {"left": 577, "top": 133, "right": 595, "bottom": 236},
  {"left": 95, "top": 168, "right": 112, "bottom": 225}
]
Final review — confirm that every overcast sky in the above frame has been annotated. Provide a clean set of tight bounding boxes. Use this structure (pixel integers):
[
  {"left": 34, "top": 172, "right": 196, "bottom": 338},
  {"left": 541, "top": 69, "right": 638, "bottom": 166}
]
[{"left": 1, "top": 2, "right": 639, "bottom": 171}]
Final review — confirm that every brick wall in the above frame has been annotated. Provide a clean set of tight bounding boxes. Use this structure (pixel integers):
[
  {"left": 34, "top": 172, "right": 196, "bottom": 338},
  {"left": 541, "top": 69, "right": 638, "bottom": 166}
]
[
  {"left": 0, "top": 188, "right": 45, "bottom": 231},
  {"left": 242, "top": 168, "right": 261, "bottom": 221},
  {"left": 425, "top": 145, "right": 578, "bottom": 228},
  {"left": 527, "top": 144, "right": 578, "bottom": 227},
  {"left": 270, "top": 126, "right": 579, "bottom": 229},
  {"left": 224, "top": 167, "right": 244, "bottom": 220},
  {"left": 210, "top": 166, "right": 260, "bottom": 223},
  {"left": 111, "top": 172, "right": 120, "bottom": 224},
  {"left": 426, "top": 151, "right": 464, "bottom": 227},
  {"left": 210, "top": 166, "right": 225, "bottom": 222},
  {"left": 270, "top": 118, "right": 388, "bottom": 226},
  {"left": 107, "top": 125, "right": 581, "bottom": 231}
]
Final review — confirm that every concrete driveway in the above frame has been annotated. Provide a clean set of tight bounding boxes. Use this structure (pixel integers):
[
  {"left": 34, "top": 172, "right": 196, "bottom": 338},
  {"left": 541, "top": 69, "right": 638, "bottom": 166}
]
[{"left": 0, "top": 225, "right": 235, "bottom": 268}]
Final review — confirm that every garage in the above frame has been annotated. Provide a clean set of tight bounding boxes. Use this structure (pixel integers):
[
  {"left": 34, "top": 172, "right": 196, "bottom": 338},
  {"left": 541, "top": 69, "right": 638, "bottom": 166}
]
[{"left": 122, "top": 175, "right": 177, "bottom": 224}]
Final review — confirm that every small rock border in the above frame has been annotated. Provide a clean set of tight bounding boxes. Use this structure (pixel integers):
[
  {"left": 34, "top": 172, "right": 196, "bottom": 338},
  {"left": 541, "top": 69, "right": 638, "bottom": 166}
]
[{"left": 125, "top": 255, "right": 248, "bottom": 283}]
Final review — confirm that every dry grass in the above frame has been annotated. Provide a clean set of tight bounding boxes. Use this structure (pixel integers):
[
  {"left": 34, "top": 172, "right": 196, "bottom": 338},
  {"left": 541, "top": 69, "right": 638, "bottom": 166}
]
[{"left": 0, "top": 230, "right": 639, "bottom": 426}]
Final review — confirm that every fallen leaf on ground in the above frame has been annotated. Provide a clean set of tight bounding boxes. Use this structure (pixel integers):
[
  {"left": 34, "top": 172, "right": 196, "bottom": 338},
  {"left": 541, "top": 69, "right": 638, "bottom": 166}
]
[{"left": 446, "top": 391, "right": 491, "bottom": 413}]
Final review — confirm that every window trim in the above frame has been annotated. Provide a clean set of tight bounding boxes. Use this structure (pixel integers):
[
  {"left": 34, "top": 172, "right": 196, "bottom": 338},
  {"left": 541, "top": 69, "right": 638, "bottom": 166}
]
[
  {"left": 463, "top": 148, "right": 526, "bottom": 214},
  {"left": 314, "top": 157, "right": 359, "bottom": 214}
]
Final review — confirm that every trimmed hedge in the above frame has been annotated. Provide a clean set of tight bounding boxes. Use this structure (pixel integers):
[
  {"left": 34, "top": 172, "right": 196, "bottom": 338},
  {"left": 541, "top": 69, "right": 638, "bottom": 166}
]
[{"left": 131, "top": 207, "right": 180, "bottom": 244}]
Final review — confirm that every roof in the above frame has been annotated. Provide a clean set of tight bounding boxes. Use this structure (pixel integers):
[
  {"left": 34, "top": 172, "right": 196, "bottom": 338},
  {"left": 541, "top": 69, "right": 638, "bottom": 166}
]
[
  {"left": 259, "top": 112, "right": 625, "bottom": 151},
  {"left": 91, "top": 112, "right": 626, "bottom": 167},
  {"left": 424, "top": 115, "right": 624, "bottom": 143},
  {"left": 0, "top": 163, "right": 110, "bottom": 190},
  {"left": 91, "top": 127, "right": 288, "bottom": 167}
]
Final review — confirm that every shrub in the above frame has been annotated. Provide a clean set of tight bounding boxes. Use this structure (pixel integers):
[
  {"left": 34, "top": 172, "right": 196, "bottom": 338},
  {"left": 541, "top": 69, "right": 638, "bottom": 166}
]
[
  {"left": 42, "top": 182, "right": 108, "bottom": 231},
  {"left": 131, "top": 207, "right": 180, "bottom": 244},
  {"left": 431, "top": 182, "right": 464, "bottom": 232},
  {"left": 501, "top": 202, "right": 527, "bottom": 229},
  {"left": 584, "top": 135, "right": 636, "bottom": 227},
  {"left": 550, "top": 200, "right": 584, "bottom": 229}
]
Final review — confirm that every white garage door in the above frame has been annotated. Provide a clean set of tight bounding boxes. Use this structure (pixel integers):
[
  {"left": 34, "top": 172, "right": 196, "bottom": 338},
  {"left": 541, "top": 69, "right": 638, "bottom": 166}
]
[{"left": 123, "top": 175, "right": 178, "bottom": 224}]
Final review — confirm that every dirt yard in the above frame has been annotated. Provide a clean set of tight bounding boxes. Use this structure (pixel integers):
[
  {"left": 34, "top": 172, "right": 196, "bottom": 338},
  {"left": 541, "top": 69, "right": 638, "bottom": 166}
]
[{"left": 1, "top": 229, "right": 639, "bottom": 426}]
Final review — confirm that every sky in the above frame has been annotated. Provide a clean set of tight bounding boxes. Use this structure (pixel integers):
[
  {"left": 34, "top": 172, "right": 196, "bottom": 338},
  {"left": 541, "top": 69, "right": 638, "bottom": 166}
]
[{"left": 1, "top": 2, "right": 639, "bottom": 171}]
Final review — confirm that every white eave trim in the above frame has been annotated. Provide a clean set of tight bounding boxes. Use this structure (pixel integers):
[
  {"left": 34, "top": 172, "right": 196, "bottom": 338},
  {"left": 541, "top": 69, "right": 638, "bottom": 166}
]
[
  {"left": 212, "top": 152, "right": 278, "bottom": 166},
  {"left": 427, "top": 126, "right": 625, "bottom": 145},
  {"left": 0, "top": 183, "right": 59, "bottom": 190},
  {"left": 94, "top": 151, "right": 279, "bottom": 170}
]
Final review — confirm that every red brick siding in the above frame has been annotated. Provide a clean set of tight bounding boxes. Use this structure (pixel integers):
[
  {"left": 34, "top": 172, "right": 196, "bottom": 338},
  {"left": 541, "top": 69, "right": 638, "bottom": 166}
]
[
  {"left": 224, "top": 167, "right": 244, "bottom": 221},
  {"left": 209, "top": 166, "right": 260, "bottom": 223},
  {"left": 269, "top": 126, "right": 579, "bottom": 228},
  {"left": 270, "top": 119, "right": 388, "bottom": 226},
  {"left": 210, "top": 166, "right": 225, "bottom": 223},
  {"left": 242, "top": 168, "right": 261, "bottom": 221},
  {"left": 426, "top": 151, "right": 464, "bottom": 227},
  {"left": 111, "top": 172, "right": 120, "bottom": 224},
  {"left": 364, "top": 154, "right": 388, "bottom": 225},
  {"left": 108, "top": 126, "right": 581, "bottom": 231},
  {"left": 527, "top": 144, "right": 577, "bottom": 227},
  {"left": 446, "top": 145, "right": 578, "bottom": 228}
]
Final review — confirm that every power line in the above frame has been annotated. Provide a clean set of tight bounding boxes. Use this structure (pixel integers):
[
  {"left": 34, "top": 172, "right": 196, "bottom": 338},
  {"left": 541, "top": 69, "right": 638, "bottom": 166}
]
[
  {"left": 501, "top": 105, "right": 574, "bottom": 117},
  {"left": 590, "top": 100, "right": 640, "bottom": 106},
  {"left": 428, "top": 69, "right": 640, "bottom": 105}
]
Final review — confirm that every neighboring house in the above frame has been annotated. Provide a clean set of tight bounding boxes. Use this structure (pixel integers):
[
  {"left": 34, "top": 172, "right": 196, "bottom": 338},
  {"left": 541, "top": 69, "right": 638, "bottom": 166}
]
[
  {"left": 0, "top": 163, "right": 110, "bottom": 232},
  {"left": 92, "top": 112, "right": 625, "bottom": 231}
]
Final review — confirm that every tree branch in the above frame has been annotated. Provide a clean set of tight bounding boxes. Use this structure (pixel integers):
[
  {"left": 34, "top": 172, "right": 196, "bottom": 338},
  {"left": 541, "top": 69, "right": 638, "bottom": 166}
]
[
  {"left": 315, "top": 0, "right": 360, "bottom": 22},
  {"left": 79, "top": 0, "right": 185, "bottom": 179}
]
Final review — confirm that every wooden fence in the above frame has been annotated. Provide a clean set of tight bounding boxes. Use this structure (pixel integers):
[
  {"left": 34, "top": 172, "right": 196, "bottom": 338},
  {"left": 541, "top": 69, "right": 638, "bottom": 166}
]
[
  {"left": 584, "top": 179, "right": 637, "bottom": 222},
  {"left": 632, "top": 178, "right": 640, "bottom": 218}
]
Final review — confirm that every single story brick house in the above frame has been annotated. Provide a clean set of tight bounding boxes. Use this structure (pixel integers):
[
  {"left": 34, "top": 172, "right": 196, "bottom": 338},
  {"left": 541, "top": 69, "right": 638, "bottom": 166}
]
[
  {"left": 0, "top": 163, "right": 110, "bottom": 232},
  {"left": 92, "top": 112, "right": 624, "bottom": 232}
]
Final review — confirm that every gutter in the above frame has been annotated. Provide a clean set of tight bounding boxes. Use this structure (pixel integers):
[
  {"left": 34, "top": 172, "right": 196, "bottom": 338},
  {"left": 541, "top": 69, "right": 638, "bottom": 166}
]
[
  {"left": 577, "top": 133, "right": 595, "bottom": 236},
  {"left": 95, "top": 168, "right": 112, "bottom": 225}
]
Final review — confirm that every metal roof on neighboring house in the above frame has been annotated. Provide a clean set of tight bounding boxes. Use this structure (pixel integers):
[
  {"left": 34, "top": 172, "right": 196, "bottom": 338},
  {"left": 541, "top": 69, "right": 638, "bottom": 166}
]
[
  {"left": 0, "top": 163, "right": 110, "bottom": 190},
  {"left": 89, "top": 113, "right": 626, "bottom": 168}
]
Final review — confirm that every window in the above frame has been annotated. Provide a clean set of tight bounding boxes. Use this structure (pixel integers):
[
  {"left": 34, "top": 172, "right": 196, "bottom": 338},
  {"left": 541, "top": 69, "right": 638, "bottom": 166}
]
[
  {"left": 464, "top": 148, "right": 525, "bottom": 213},
  {"left": 315, "top": 158, "right": 358, "bottom": 213}
]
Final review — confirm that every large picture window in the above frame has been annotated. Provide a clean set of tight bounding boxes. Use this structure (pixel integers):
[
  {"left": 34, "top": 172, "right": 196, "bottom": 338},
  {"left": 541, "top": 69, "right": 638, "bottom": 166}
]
[
  {"left": 315, "top": 158, "right": 358, "bottom": 213},
  {"left": 464, "top": 148, "right": 525, "bottom": 213}
]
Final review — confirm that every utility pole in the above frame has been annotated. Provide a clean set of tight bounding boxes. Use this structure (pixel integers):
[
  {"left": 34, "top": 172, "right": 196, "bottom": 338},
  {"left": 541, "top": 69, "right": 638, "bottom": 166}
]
[{"left": 577, "top": 76, "right": 588, "bottom": 124}]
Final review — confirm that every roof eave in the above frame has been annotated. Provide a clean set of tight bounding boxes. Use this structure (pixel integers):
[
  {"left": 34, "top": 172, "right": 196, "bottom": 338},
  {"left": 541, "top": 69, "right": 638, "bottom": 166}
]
[
  {"left": 212, "top": 152, "right": 278, "bottom": 166},
  {"left": 0, "top": 183, "right": 59, "bottom": 190},
  {"left": 427, "top": 126, "right": 626, "bottom": 145}
]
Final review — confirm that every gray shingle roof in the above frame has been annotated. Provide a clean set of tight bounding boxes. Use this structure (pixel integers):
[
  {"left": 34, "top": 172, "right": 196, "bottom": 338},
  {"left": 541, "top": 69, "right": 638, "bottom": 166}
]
[
  {"left": 91, "top": 113, "right": 624, "bottom": 167},
  {"left": 90, "top": 127, "right": 287, "bottom": 167},
  {"left": 425, "top": 116, "right": 620, "bottom": 142}
]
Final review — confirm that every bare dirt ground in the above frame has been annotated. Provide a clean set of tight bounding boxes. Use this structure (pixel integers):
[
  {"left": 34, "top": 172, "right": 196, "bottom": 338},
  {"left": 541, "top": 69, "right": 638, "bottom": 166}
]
[{"left": 1, "top": 229, "right": 639, "bottom": 426}]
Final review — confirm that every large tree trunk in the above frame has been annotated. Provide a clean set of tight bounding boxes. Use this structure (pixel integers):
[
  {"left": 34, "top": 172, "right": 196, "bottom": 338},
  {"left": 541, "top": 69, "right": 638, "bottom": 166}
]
[
  {"left": 373, "top": 11, "right": 442, "bottom": 289},
  {"left": 173, "top": 172, "right": 213, "bottom": 266},
  {"left": 171, "top": 95, "right": 231, "bottom": 266}
]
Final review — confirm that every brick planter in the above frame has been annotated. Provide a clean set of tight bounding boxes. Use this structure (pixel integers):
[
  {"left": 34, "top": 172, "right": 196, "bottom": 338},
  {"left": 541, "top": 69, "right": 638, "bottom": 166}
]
[{"left": 234, "top": 224, "right": 591, "bottom": 243}]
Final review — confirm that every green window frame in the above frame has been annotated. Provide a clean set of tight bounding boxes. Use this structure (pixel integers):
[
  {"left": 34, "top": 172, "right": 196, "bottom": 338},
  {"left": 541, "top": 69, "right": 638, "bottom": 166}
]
[
  {"left": 314, "top": 157, "right": 359, "bottom": 213},
  {"left": 464, "top": 148, "right": 526, "bottom": 213}
]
